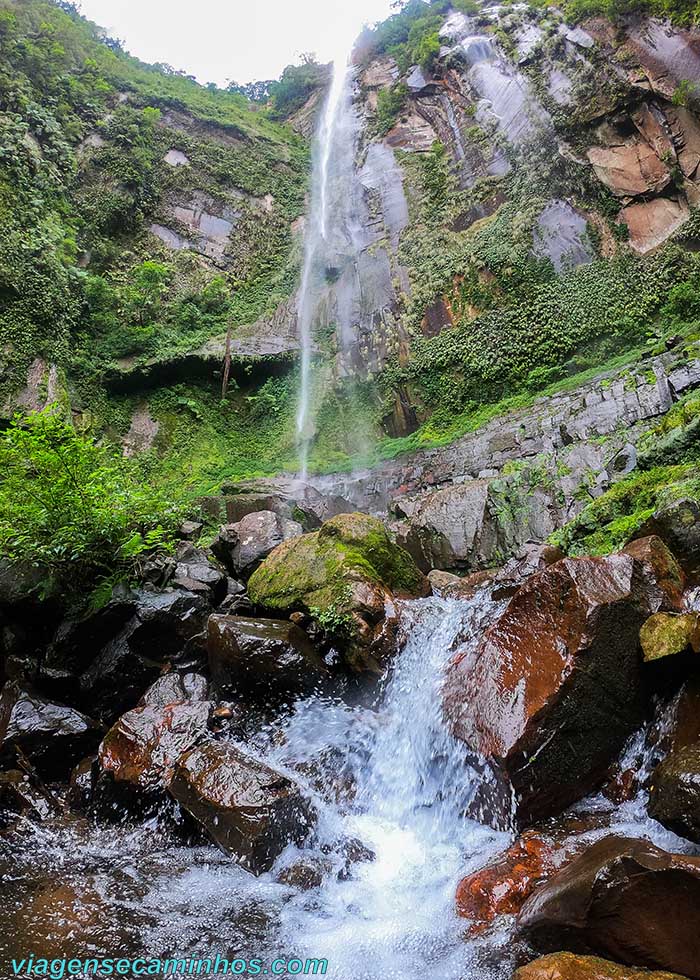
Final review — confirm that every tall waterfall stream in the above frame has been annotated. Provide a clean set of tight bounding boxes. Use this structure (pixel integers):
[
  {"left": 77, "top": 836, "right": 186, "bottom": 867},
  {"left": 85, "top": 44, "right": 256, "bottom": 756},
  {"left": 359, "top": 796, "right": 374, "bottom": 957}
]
[{"left": 0, "top": 592, "right": 690, "bottom": 979}]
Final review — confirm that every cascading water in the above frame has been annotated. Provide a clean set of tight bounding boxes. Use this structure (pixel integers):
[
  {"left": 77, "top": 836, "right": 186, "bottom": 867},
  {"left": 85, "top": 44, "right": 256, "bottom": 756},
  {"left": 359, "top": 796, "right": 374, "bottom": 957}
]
[
  {"left": 295, "top": 54, "right": 353, "bottom": 479},
  {"left": 1, "top": 592, "right": 696, "bottom": 979}
]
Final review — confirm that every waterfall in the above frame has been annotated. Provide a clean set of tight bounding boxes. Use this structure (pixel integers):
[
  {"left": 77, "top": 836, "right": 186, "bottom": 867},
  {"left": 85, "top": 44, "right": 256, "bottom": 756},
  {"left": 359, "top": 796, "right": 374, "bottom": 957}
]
[{"left": 295, "top": 55, "right": 352, "bottom": 479}]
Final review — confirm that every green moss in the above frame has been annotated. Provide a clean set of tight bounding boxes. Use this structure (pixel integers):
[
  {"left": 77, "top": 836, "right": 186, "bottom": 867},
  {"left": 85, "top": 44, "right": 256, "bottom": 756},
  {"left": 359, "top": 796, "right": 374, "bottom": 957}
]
[
  {"left": 551, "top": 463, "right": 700, "bottom": 556},
  {"left": 248, "top": 513, "right": 425, "bottom": 626}
]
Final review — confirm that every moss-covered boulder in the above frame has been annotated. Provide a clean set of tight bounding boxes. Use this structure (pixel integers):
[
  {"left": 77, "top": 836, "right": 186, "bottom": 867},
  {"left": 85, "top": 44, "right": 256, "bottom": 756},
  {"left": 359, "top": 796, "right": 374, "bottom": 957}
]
[
  {"left": 514, "top": 952, "right": 690, "bottom": 979},
  {"left": 247, "top": 513, "right": 429, "bottom": 674},
  {"left": 640, "top": 612, "right": 700, "bottom": 662}
]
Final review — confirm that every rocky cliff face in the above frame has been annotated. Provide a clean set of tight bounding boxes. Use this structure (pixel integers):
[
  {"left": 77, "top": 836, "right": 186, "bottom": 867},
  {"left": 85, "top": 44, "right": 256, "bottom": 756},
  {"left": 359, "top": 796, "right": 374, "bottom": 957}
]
[{"left": 6, "top": 0, "right": 700, "bottom": 498}]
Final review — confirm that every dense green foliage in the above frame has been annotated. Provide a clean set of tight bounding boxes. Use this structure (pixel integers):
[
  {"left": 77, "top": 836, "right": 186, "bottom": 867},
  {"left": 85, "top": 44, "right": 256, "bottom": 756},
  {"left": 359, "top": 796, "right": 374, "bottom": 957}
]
[
  {"left": 0, "top": 0, "right": 308, "bottom": 401},
  {"left": 0, "top": 409, "right": 184, "bottom": 593},
  {"left": 375, "top": 83, "right": 408, "bottom": 136},
  {"left": 362, "top": 0, "right": 450, "bottom": 71},
  {"left": 564, "top": 0, "right": 700, "bottom": 26},
  {"left": 268, "top": 56, "right": 327, "bottom": 119}
]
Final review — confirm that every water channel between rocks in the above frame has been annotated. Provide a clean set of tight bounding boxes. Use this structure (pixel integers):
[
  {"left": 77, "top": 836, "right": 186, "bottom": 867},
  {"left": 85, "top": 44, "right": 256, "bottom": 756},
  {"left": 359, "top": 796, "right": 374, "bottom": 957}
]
[{"left": 1, "top": 593, "right": 694, "bottom": 980}]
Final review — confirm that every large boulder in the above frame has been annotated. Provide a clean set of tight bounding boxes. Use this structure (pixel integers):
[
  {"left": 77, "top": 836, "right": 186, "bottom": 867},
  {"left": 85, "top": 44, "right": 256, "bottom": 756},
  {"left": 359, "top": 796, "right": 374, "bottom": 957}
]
[
  {"left": 634, "top": 499, "right": 700, "bottom": 574},
  {"left": 456, "top": 831, "right": 577, "bottom": 934},
  {"left": 649, "top": 744, "right": 700, "bottom": 843},
  {"left": 93, "top": 700, "right": 213, "bottom": 816},
  {"left": 639, "top": 612, "right": 700, "bottom": 663},
  {"left": 648, "top": 676, "right": 700, "bottom": 842},
  {"left": 0, "top": 682, "right": 102, "bottom": 779},
  {"left": 394, "top": 482, "right": 499, "bottom": 572},
  {"left": 211, "top": 512, "right": 303, "bottom": 579},
  {"left": 171, "top": 561, "right": 227, "bottom": 604},
  {"left": 207, "top": 615, "right": 329, "bottom": 700},
  {"left": 514, "top": 953, "right": 690, "bottom": 979},
  {"left": 247, "top": 513, "right": 429, "bottom": 674},
  {"left": 168, "top": 740, "right": 316, "bottom": 874},
  {"left": 80, "top": 588, "right": 210, "bottom": 722},
  {"left": 621, "top": 536, "right": 686, "bottom": 612},
  {"left": 518, "top": 836, "right": 700, "bottom": 979},
  {"left": 444, "top": 553, "right": 662, "bottom": 828},
  {"left": 45, "top": 597, "right": 137, "bottom": 673}
]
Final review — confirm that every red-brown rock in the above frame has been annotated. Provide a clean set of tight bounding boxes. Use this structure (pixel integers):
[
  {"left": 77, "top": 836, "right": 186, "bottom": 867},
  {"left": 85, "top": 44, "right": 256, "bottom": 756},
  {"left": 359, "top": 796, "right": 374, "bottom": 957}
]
[
  {"left": 168, "top": 740, "right": 316, "bottom": 875},
  {"left": 445, "top": 554, "right": 658, "bottom": 827},
  {"left": 93, "top": 700, "right": 213, "bottom": 816},
  {"left": 518, "top": 836, "right": 700, "bottom": 979},
  {"left": 456, "top": 832, "right": 571, "bottom": 933}
]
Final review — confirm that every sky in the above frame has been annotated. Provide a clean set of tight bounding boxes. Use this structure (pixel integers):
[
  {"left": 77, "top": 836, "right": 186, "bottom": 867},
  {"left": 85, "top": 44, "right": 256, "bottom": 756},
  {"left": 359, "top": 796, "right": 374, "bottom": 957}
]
[{"left": 76, "top": 0, "right": 399, "bottom": 86}]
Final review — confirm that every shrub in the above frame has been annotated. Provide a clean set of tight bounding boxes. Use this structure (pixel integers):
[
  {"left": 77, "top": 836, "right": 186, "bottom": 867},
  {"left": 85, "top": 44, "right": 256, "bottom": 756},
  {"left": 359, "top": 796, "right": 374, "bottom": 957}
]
[{"left": 0, "top": 408, "right": 185, "bottom": 595}]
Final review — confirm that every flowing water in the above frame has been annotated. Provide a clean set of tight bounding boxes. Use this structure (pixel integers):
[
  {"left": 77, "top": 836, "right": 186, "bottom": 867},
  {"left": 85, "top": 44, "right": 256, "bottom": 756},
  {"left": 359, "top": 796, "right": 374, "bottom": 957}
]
[
  {"left": 295, "top": 53, "right": 358, "bottom": 478},
  {"left": 1, "top": 592, "right": 694, "bottom": 979}
]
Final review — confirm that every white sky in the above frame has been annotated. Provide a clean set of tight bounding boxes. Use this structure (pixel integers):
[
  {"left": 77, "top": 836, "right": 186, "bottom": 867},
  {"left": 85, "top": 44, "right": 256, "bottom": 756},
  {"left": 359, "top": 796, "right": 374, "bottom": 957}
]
[{"left": 76, "top": 0, "right": 398, "bottom": 86}]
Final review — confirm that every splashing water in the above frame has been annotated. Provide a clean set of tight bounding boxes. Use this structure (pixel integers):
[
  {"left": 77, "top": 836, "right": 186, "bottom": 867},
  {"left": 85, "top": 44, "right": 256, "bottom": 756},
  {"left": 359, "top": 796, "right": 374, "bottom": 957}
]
[{"left": 2, "top": 592, "right": 694, "bottom": 979}]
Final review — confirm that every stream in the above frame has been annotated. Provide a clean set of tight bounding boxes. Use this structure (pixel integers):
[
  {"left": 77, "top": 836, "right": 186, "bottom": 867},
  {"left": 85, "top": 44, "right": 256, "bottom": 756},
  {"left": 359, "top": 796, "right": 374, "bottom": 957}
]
[{"left": 1, "top": 593, "right": 694, "bottom": 980}]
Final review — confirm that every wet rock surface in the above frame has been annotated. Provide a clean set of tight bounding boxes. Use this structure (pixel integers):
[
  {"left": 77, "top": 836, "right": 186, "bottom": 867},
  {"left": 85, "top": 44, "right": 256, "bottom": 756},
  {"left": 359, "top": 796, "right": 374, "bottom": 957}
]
[
  {"left": 640, "top": 612, "right": 700, "bottom": 663},
  {"left": 456, "top": 831, "right": 577, "bottom": 934},
  {"left": 207, "top": 614, "right": 329, "bottom": 700},
  {"left": 168, "top": 740, "right": 316, "bottom": 874},
  {"left": 518, "top": 836, "right": 700, "bottom": 978},
  {"left": 95, "top": 700, "right": 214, "bottom": 814},
  {"left": 0, "top": 681, "right": 102, "bottom": 779},
  {"left": 445, "top": 553, "right": 658, "bottom": 827}
]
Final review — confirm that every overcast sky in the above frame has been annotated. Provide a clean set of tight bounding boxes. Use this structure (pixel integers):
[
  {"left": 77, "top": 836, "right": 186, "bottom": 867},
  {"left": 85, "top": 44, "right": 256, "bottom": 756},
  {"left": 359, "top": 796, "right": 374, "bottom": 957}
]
[{"left": 76, "top": 0, "right": 398, "bottom": 86}]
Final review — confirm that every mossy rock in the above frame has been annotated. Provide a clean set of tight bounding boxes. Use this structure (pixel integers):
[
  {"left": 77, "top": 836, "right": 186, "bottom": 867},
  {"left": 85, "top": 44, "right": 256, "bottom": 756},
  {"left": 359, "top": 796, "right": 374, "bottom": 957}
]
[
  {"left": 515, "top": 951, "right": 690, "bottom": 979},
  {"left": 247, "top": 513, "right": 429, "bottom": 674},
  {"left": 640, "top": 612, "right": 700, "bottom": 663}
]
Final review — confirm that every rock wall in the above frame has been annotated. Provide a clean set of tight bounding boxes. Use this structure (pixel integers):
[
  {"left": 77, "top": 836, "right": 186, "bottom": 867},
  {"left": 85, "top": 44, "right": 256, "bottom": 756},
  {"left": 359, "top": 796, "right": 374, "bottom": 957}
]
[{"left": 238, "top": 346, "right": 700, "bottom": 569}]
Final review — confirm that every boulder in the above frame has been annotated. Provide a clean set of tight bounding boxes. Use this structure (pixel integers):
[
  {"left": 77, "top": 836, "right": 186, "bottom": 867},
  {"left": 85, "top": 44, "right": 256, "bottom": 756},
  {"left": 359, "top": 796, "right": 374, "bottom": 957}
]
[
  {"left": 139, "top": 672, "right": 209, "bottom": 709},
  {"left": 0, "top": 682, "right": 102, "bottom": 779},
  {"left": 518, "top": 836, "right": 700, "bottom": 979},
  {"left": 587, "top": 142, "right": 670, "bottom": 197},
  {"left": 172, "top": 561, "right": 227, "bottom": 604},
  {"left": 0, "top": 770, "right": 58, "bottom": 824},
  {"left": 79, "top": 637, "right": 162, "bottom": 724},
  {"left": 634, "top": 499, "right": 700, "bottom": 574},
  {"left": 68, "top": 756, "right": 96, "bottom": 809},
  {"left": 248, "top": 513, "right": 429, "bottom": 674},
  {"left": 456, "top": 831, "right": 575, "bottom": 934},
  {"left": 212, "top": 512, "right": 303, "bottom": 579},
  {"left": 168, "top": 740, "right": 316, "bottom": 874},
  {"left": 428, "top": 569, "right": 495, "bottom": 600},
  {"left": 179, "top": 520, "right": 203, "bottom": 541},
  {"left": 207, "top": 615, "right": 329, "bottom": 700},
  {"left": 514, "top": 952, "right": 690, "bottom": 979},
  {"left": 622, "top": 537, "right": 686, "bottom": 613},
  {"left": 640, "top": 612, "right": 700, "bottom": 662},
  {"left": 80, "top": 588, "right": 210, "bottom": 722},
  {"left": 45, "top": 597, "right": 137, "bottom": 673},
  {"left": 94, "top": 700, "right": 213, "bottom": 815},
  {"left": 620, "top": 197, "right": 690, "bottom": 254},
  {"left": 445, "top": 553, "right": 659, "bottom": 827},
  {"left": 394, "top": 482, "right": 498, "bottom": 572},
  {"left": 646, "top": 675, "right": 700, "bottom": 842},
  {"left": 492, "top": 542, "right": 565, "bottom": 599},
  {"left": 649, "top": 744, "right": 700, "bottom": 843}
]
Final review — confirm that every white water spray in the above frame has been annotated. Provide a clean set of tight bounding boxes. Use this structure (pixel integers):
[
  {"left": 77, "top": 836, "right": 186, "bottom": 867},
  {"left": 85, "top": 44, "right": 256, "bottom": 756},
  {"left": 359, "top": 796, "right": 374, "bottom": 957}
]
[{"left": 295, "top": 53, "right": 352, "bottom": 479}]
